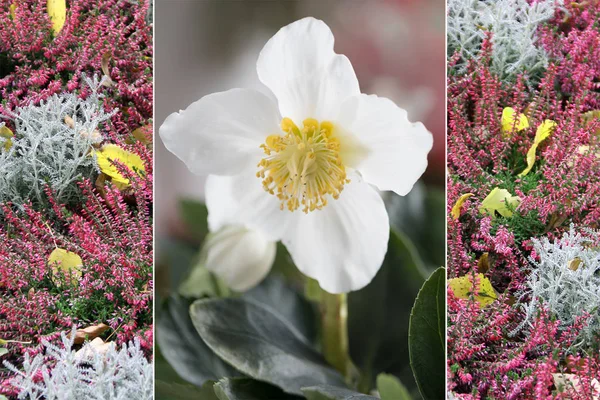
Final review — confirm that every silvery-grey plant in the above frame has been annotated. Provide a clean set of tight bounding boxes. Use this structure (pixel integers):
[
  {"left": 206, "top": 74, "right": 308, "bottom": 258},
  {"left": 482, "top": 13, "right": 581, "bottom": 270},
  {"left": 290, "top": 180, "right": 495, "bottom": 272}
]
[
  {"left": 3, "top": 329, "right": 153, "bottom": 400},
  {"left": 0, "top": 75, "right": 113, "bottom": 209},
  {"left": 447, "top": 0, "right": 560, "bottom": 80},
  {"left": 513, "top": 225, "right": 600, "bottom": 348}
]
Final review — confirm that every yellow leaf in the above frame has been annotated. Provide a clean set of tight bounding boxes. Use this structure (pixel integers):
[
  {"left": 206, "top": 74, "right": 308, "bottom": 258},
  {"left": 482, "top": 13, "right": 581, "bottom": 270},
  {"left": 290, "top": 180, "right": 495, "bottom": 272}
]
[
  {"left": 448, "top": 273, "right": 498, "bottom": 307},
  {"left": 95, "top": 144, "right": 145, "bottom": 188},
  {"left": 477, "top": 252, "right": 490, "bottom": 273},
  {"left": 519, "top": 120, "right": 556, "bottom": 176},
  {"left": 0, "top": 125, "right": 13, "bottom": 151},
  {"left": 451, "top": 193, "right": 474, "bottom": 220},
  {"left": 47, "top": 0, "right": 66, "bottom": 35},
  {"left": 568, "top": 258, "right": 582, "bottom": 271},
  {"left": 48, "top": 248, "right": 82, "bottom": 285},
  {"left": 501, "top": 107, "right": 529, "bottom": 135},
  {"left": 479, "top": 187, "right": 521, "bottom": 217},
  {"left": 9, "top": 3, "right": 16, "bottom": 19}
]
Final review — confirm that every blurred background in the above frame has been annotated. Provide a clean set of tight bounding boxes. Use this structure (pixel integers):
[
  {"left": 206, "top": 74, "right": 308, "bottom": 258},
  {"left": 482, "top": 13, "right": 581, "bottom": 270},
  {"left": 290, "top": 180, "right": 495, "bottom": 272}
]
[
  {"left": 155, "top": 0, "right": 445, "bottom": 238},
  {"left": 155, "top": 0, "right": 445, "bottom": 396}
]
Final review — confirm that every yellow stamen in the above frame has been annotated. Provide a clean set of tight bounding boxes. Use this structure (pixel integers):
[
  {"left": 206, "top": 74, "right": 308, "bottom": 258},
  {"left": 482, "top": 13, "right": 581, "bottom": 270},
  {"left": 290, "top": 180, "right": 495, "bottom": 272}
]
[{"left": 257, "top": 118, "right": 348, "bottom": 213}]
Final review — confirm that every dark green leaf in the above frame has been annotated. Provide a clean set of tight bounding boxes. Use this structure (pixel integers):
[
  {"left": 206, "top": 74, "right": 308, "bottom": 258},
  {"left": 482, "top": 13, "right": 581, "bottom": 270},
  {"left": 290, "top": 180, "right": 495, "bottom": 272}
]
[
  {"left": 302, "top": 385, "right": 379, "bottom": 400},
  {"left": 214, "top": 378, "right": 301, "bottom": 400},
  {"left": 348, "top": 230, "right": 425, "bottom": 392},
  {"left": 179, "top": 199, "right": 209, "bottom": 241},
  {"left": 155, "top": 347, "right": 190, "bottom": 385},
  {"left": 242, "top": 275, "right": 316, "bottom": 343},
  {"left": 376, "top": 373, "right": 412, "bottom": 400},
  {"left": 385, "top": 185, "right": 445, "bottom": 273},
  {"left": 156, "top": 237, "right": 198, "bottom": 303},
  {"left": 155, "top": 380, "right": 219, "bottom": 400},
  {"left": 157, "top": 296, "right": 241, "bottom": 387},
  {"left": 190, "top": 298, "right": 345, "bottom": 396},
  {"left": 409, "top": 267, "right": 445, "bottom": 400}
]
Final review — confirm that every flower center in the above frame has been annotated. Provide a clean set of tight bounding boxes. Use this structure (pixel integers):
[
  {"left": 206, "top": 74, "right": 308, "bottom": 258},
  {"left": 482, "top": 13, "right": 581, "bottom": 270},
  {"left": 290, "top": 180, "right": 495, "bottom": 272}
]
[{"left": 257, "top": 118, "right": 349, "bottom": 213}]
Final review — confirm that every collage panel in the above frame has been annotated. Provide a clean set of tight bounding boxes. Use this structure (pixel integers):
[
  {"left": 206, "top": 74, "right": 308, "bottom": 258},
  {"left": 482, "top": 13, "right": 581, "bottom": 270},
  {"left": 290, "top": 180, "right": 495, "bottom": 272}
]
[
  {"left": 447, "top": 0, "right": 600, "bottom": 398},
  {"left": 154, "top": 1, "right": 445, "bottom": 399},
  {"left": 0, "top": 0, "right": 153, "bottom": 398}
]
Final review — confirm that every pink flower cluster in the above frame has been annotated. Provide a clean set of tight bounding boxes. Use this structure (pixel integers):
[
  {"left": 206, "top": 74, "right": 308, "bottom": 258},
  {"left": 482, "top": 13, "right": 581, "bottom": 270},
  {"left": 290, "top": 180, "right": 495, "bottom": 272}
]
[
  {"left": 0, "top": 0, "right": 152, "bottom": 136},
  {"left": 0, "top": 0, "right": 153, "bottom": 395},
  {"left": 448, "top": 2, "right": 600, "bottom": 398},
  {"left": 0, "top": 148, "right": 153, "bottom": 391}
]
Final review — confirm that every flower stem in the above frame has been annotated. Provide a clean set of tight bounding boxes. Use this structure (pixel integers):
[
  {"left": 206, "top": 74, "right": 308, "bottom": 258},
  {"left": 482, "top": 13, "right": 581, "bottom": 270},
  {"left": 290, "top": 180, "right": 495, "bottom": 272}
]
[{"left": 320, "top": 290, "right": 358, "bottom": 385}]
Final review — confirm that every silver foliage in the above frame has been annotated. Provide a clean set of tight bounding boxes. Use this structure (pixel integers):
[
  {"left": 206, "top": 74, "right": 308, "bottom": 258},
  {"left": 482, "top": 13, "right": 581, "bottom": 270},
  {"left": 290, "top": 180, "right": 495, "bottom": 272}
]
[
  {"left": 0, "top": 76, "right": 113, "bottom": 208},
  {"left": 3, "top": 329, "right": 153, "bottom": 400},
  {"left": 513, "top": 225, "right": 600, "bottom": 347},
  {"left": 447, "top": 0, "right": 560, "bottom": 79}
]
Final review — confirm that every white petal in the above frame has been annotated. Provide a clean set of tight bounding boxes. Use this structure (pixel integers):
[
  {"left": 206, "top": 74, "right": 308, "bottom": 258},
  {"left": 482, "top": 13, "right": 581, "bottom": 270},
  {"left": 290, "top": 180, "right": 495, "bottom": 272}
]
[
  {"left": 202, "top": 225, "right": 276, "bottom": 292},
  {"left": 159, "top": 88, "right": 281, "bottom": 176},
  {"left": 282, "top": 177, "right": 389, "bottom": 293},
  {"left": 257, "top": 17, "right": 359, "bottom": 122},
  {"left": 337, "top": 94, "right": 433, "bottom": 196},
  {"left": 205, "top": 172, "right": 292, "bottom": 242}
]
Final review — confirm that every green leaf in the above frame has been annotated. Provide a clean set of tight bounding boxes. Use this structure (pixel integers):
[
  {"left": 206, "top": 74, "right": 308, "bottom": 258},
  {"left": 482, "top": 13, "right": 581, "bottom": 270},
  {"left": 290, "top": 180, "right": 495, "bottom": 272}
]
[
  {"left": 0, "top": 347, "right": 7, "bottom": 356},
  {"left": 179, "top": 199, "right": 209, "bottom": 241},
  {"left": 0, "top": 395, "right": 8, "bottom": 400},
  {"left": 386, "top": 186, "right": 445, "bottom": 273},
  {"left": 348, "top": 230, "right": 425, "bottom": 392},
  {"left": 409, "top": 267, "right": 445, "bottom": 400},
  {"left": 214, "top": 378, "right": 300, "bottom": 400},
  {"left": 302, "top": 385, "right": 379, "bottom": 400},
  {"left": 190, "top": 298, "right": 345, "bottom": 396},
  {"left": 156, "top": 237, "right": 198, "bottom": 303},
  {"left": 154, "top": 347, "right": 190, "bottom": 385},
  {"left": 376, "top": 373, "right": 413, "bottom": 400},
  {"left": 242, "top": 275, "right": 316, "bottom": 343},
  {"left": 157, "top": 296, "right": 241, "bottom": 387},
  {"left": 155, "top": 380, "right": 219, "bottom": 400}
]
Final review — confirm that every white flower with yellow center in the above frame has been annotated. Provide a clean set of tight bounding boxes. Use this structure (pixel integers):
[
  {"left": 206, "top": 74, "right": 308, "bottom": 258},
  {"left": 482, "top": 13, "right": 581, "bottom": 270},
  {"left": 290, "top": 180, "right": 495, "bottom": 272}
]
[{"left": 160, "top": 17, "right": 433, "bottom": 293}]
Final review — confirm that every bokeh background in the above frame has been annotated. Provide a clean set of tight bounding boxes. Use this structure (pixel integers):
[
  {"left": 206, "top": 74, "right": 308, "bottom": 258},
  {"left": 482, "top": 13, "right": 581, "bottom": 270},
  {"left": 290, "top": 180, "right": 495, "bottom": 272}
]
[{"left": 155, "top": 0, "right": 445, "bottom": 396}]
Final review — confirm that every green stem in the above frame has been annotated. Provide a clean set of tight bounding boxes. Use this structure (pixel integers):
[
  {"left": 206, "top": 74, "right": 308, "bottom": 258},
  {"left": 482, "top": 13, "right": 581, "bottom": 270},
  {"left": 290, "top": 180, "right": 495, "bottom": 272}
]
[
  {"left": 321, "top": 292, "right": 348, "bottom": 373},
  {"left": 320, "top": 290, "right": 360, "bottom": 387}
]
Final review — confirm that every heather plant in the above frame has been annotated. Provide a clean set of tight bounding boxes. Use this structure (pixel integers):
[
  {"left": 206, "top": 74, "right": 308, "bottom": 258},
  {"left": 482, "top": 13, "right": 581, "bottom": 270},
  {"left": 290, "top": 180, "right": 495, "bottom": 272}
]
[
  {"left": 0, "top": 0, "right": 153, "bottom": 137},
  {"left": 0, "top": 76, "right": 113, "bottom": 209},
  {"left": 447, "top": 0, "right": 557, "bottom": 80},
  {"left": 0, "top": 154, "right": 153, "bottom": 392},
  {"left": 447, "top": 0, "right": 600, "bottom": 397},
  {"left": 0, "top": 0, "right": 153, "bottom": 395},
  {"left": 4, "top": 329, "right": 153, "bottom": 400}
]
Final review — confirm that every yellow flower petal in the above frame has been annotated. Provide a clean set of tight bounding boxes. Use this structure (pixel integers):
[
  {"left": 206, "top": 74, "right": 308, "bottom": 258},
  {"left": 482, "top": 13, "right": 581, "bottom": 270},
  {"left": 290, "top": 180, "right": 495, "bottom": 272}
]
[
  {"left": 451, "top": 193, "right": 474, "bottom": 220},
  {"left": 47, "top": 0, "right": 66, "bottom": 35},
  {"left": 519, "top": 119, "right": 556, "bottom": 177},
  {"left": 48, "top": 248, "right": 82, "bottom": 285},
  {"left": 95, "top": 144, "right": 145, "bottom": 188},
  {"left": 448, "top": 273, "right": 498, "bottom": 307},
  {"left": 501, "top": 107, "right": 529, "bottom": 135},
  {"left": 479, "top": 187, "right": 521, "bottom": 217}
]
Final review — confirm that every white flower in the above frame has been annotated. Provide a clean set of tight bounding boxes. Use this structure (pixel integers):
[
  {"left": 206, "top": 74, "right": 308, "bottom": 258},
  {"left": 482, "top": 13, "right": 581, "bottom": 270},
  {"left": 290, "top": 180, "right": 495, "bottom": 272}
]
[{"left": 160, "top": 17, "right": 433, "bottom": 293}]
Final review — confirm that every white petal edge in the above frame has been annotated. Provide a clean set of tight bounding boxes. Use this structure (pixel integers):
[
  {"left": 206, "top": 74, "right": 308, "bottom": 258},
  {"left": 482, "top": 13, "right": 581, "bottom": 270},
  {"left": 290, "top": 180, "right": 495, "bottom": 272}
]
[
  {"left": 202, "top": 225, "right": 276, "bottom": 292},
  {"left": 337, "top": 94, "right": 433, "bottom": 196},
  {"left": 205, "top": 171, "right": 292, "bottom": 242},
  {"left": 282, "top": 176, "right": 389, "bottom": 293},
  {"left": 159, "top": 88, "right": 281, "bottom": 176},
  {"left": 257, "top": 17, "right": 360, "bottom": 122}
]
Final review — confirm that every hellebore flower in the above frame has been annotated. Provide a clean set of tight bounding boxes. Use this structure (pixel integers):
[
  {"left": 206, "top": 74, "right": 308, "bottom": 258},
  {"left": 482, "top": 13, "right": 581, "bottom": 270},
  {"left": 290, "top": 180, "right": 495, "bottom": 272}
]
[{"left": 160, "top": 17, "right": 432, "bottom": 293}]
